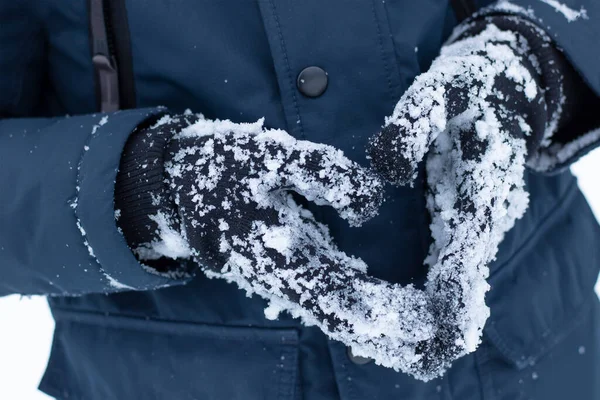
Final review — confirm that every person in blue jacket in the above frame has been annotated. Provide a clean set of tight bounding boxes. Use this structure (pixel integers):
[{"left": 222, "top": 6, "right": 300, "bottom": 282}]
[{"left": 1, "top": 0, "right": 600, "bottom": 398}]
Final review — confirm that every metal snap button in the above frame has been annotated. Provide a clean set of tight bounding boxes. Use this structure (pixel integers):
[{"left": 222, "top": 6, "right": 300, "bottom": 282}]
[{"left": 297, "top": 66, "right": 328, "bottom": 98}]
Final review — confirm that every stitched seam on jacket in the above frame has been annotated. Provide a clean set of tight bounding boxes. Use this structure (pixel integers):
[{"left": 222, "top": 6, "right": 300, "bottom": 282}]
[
  {"left": 277, "top": 346, "right": 298, "bottom": 400},
  {"left": 322, "top": 339, "right": 343, "bottom": 400},
  {"left": 267, "top": 0, "right": 305, "bottom": 139},
  {"left": 379, "top": 0, "right": 405, "bottom": 100},
  {"left": 51, "top": 306, "right": 301, "bottom": 339},
  {"left": 72, "top": 115, "right": 114, "bottom": 288},
  {"left": 278, "top": 346, "right": 286, "bottom": 400},
  {"left": 370, "top": 0, "right": 394, "bottom": 97},
  {"left": 344, "top": 352, "right": 360, "bottom": 400},
  {"left": 474, "top": 342, "right": 496, "bottom": 400}
]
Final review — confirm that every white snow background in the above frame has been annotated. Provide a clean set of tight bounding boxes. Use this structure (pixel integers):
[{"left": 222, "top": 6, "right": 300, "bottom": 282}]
[{"left": 1, "top": 150, "right": 600, "bottom": 400}]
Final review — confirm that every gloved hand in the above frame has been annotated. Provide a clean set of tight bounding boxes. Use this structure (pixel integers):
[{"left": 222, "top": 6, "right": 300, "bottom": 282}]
[
  {"left": 367, "top": 16, "right": 571, "bottom": 378},
  {"left": 164, "top": 117, "right": 445, "bottom": 359},
  {"left": 116, "top": 114, "right": 440, "bottom": 377}
]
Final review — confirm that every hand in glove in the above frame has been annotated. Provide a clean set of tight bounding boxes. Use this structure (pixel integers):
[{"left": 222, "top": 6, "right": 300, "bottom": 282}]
[
  {"left": 367, "top": 16, "right": 574, "bottom": 378},
  {"left": 116, "top": 114, "right": 438, "bottom": 376}
]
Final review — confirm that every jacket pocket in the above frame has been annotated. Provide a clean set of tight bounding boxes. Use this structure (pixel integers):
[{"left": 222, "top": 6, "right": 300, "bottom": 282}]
[
  {"left": 39, "top": 309, "right": 300, "bottom": 400},
  {"left": 476, "top": 181, "right": 600, "bottom": 398},
  {"left": 482, "top": 182, "right": 600, "bottom": 368}
]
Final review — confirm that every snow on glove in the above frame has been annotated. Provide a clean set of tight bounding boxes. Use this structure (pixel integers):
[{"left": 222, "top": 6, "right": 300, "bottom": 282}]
[
  {"left": 367, "top": 16, "right": 571, "bottom": 379},
  {"left": 163, "top": 117, "right": 458, "bottom": 368},
  {"left": 117, "top": 114, "right": 444, "bottom": 375}
]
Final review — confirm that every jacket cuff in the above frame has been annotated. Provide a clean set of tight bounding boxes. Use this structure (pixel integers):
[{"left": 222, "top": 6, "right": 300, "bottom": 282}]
[{"left": 76, "top": 108, "right": 193, "bottom": 291}]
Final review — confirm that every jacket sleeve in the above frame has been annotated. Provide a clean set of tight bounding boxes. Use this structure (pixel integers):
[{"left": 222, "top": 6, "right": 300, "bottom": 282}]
[
  {"left": 0, "top": 1, "right": 190, "bottom": 296},
  {"left": 477, "top": 0, "right": 600, "bottom": 172}
]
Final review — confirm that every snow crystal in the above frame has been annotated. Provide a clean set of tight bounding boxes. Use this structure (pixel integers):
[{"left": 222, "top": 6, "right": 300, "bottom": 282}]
[
  {"left": 218, "top": 219, "right": 230, "bottom": 231},
  {"left": 75, "top": 215, "right": 136, "bottom": 292},
  {"left": 104, "top": 273, "right": 134, "bottom": 290},
  {"left": 494, "top": 0, "right": 536, "bottom": 17},
  {"left": 91, "top": 115, "right": 108, "bottom": 135},
  {"left": 150, "top": 114, "right": 175, "bottom": 129},
  {"left": 261, "top": 225, "right": 293, "bottom": 257},
  {"left": 530, "top": 127, "right": 600, "bottom": 171},
  {"left": 177, "top": 118, "right": 265, "bottom": 140},
  {"left": 538, "top": 0, "right": 588, "bottom": 22},
  {"left": 264, "top": 301, "right": 285, "bottom": 320},
  {"left": 76, "top": 220, "right": 97, "bottom": 258},
  {"left": 83, "top": 241, "right": 95, "bottom": 258},
  {"left": 133, "top": 211, "right": 192, "bottom": 260},
  {"left": 138, "top": 263, "right": 192, "bottom": 281}
]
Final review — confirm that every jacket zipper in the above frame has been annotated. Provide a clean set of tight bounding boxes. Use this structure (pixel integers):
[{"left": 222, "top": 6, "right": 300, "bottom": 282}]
[{"left": 90, "top": 0, "right": 120, "bottom": 112}]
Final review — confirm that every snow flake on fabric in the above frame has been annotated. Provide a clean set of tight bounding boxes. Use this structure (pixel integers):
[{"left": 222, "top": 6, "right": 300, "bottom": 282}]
[{"left": 538, "top": 0, "right": 588, "bottom": 22}]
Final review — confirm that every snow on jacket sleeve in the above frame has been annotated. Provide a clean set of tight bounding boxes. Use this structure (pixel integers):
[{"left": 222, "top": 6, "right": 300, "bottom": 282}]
[
  {"left": 0, "top": 0, "right": 189, "bottom": 296},
  {"left": 0, "top": 111, "right": 197, "bottom": 297},
  {"left": 475, "top": 0, "right": 600, "bottom": 172}
]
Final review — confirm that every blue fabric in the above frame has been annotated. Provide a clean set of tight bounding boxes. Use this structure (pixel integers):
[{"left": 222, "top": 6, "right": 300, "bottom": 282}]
[
  {"left": 0, "top": 109, "right": 189, "bottom": 296},
  {"left": 0, "top": 0, "right": 599, "bottom": 399}
]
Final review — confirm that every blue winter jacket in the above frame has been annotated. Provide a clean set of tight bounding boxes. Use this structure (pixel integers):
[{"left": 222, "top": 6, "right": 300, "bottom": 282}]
[{"left": 1, "top": 0, "right": 600, "bottom": 399}]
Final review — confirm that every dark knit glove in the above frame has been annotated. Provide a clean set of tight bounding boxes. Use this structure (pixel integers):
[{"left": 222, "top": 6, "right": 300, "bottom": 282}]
[
  {"left": 366, "top": 16, "right": 575, "bottom": 379},
  {"left": 117, "top": 116, "right": 454, "bottom": 377},
  {"left": 163, "top": 119, "right": 442, "bottom": 364}
]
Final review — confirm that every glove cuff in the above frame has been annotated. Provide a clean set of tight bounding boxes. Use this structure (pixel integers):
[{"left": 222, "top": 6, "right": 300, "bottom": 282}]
[
  {"left": 455, "top": 16, "right": 568, "bottom": 155},
  {"left": 115, "top": 113, "right": 185, "bottom": 260}
]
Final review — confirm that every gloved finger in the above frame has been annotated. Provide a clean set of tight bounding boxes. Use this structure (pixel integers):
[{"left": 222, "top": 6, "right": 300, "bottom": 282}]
[
  {"left": 367, "top": 55, "right": 477, "bottom": 187},
  {"left": 271, "top": 198, "right": 437, "bottom": 343},
  {"left": 256, "top": 132, "right": 385, "bottom": 227},
  {"left": 231, "top": 205, "right": 436, "bottom": 342},
  {"left": 275, "top": 217, "right": 435, "bottom": 342},
  {"left": 302, "top": 261, "right": 435, "bottom": 342},
  {"left": 170, "top": 129, "right": 384, "bottom": 227}
]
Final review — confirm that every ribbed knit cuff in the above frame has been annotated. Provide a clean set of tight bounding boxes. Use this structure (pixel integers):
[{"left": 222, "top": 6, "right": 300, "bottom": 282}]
[
  {"left": 454, "top": 16, "right": 568, "bottom": 156},
  {"left": 115, "top": 113, "right": 179, "bottom": 254}
]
